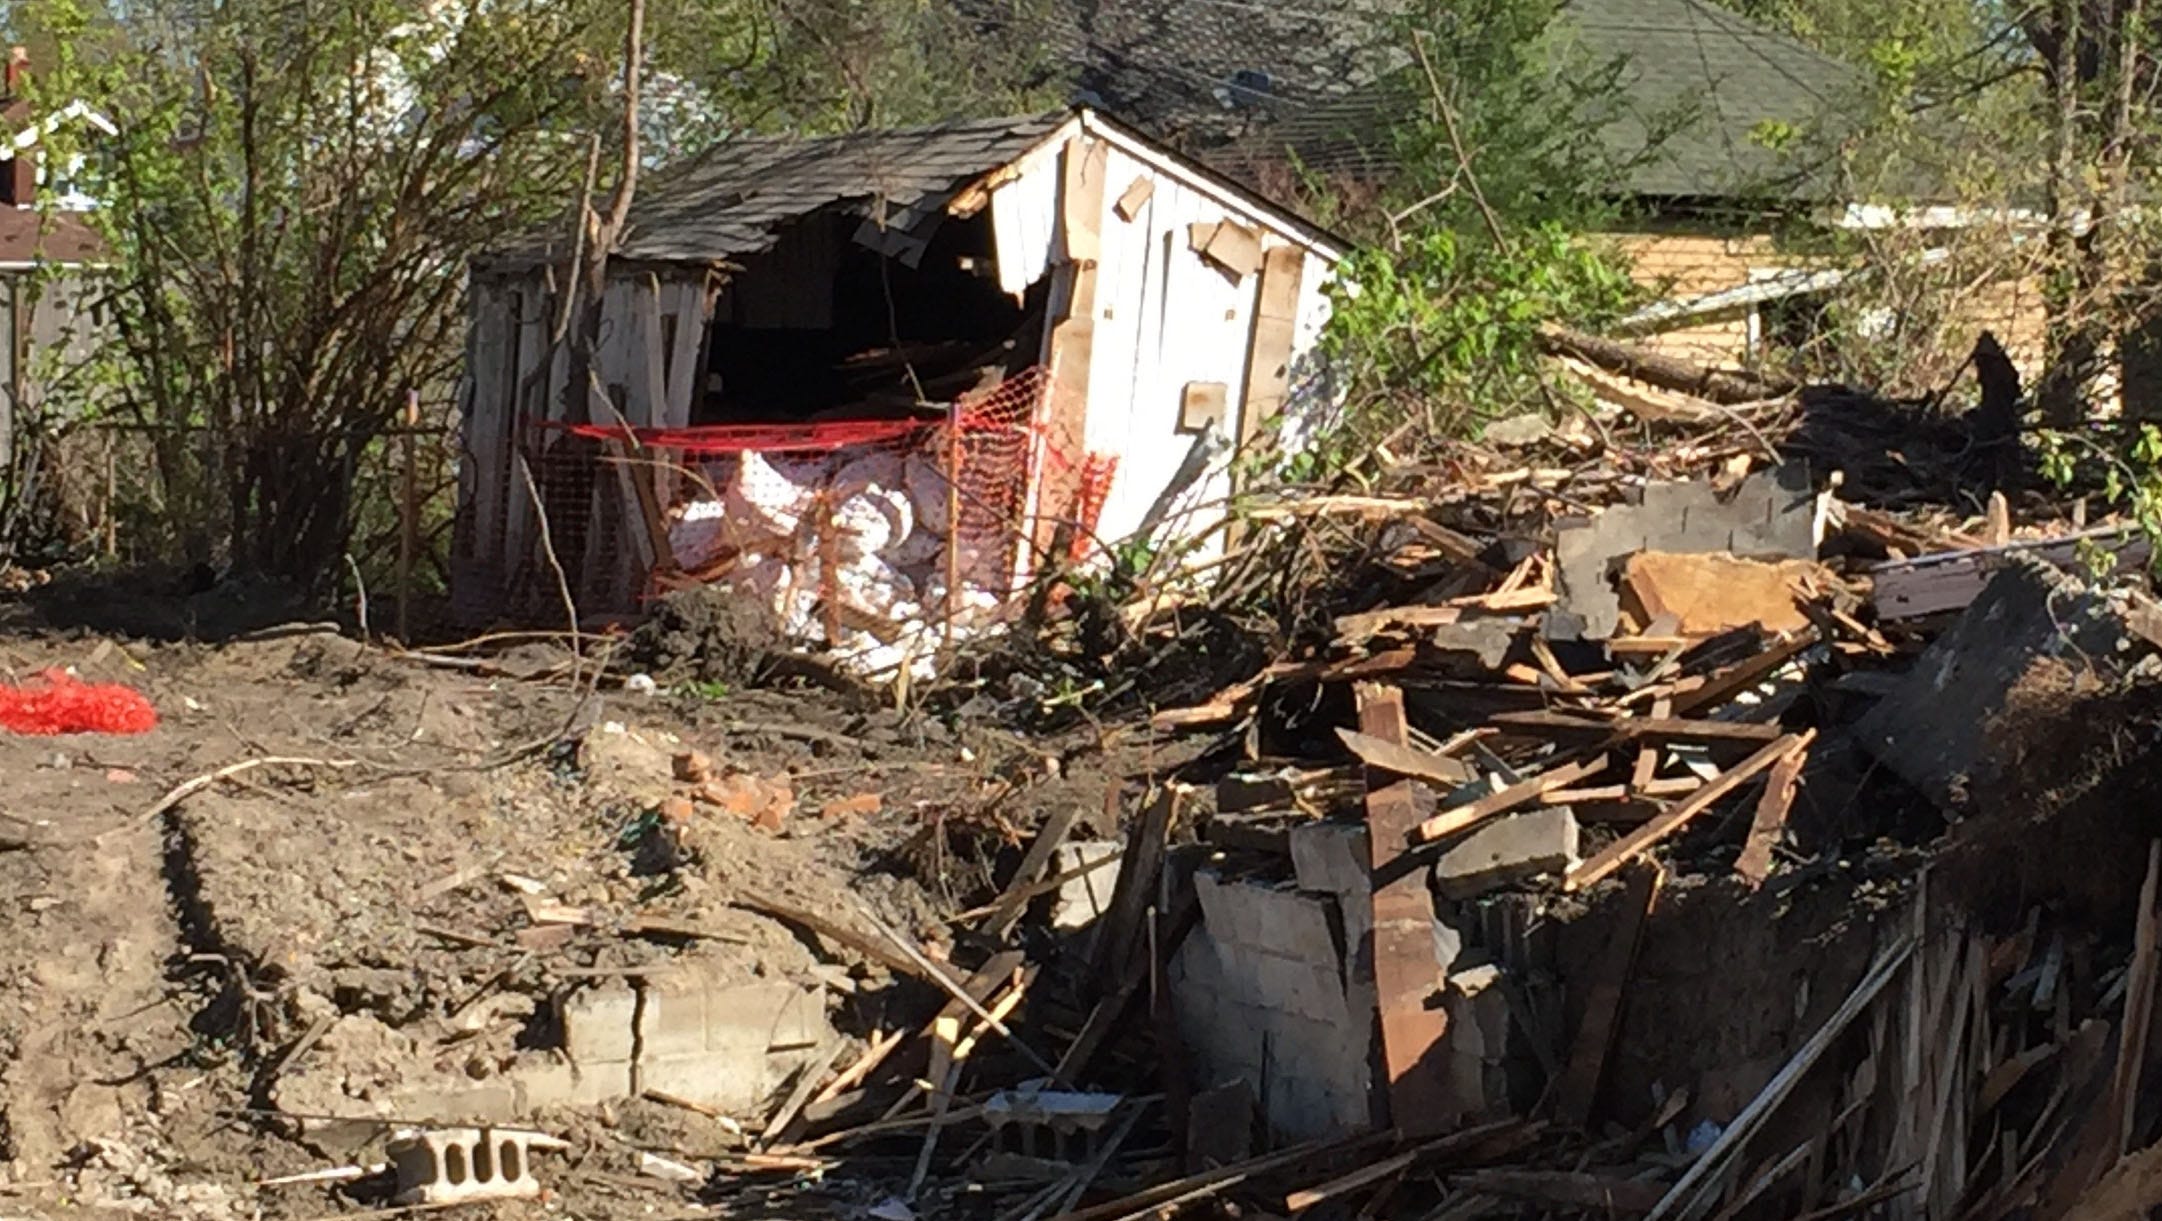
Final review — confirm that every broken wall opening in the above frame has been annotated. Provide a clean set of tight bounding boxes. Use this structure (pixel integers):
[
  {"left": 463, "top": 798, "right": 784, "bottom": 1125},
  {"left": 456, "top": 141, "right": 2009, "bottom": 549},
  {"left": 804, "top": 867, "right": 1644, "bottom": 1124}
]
[{"left": 698, "top": 208, "right": 1051, "bottom": 426}]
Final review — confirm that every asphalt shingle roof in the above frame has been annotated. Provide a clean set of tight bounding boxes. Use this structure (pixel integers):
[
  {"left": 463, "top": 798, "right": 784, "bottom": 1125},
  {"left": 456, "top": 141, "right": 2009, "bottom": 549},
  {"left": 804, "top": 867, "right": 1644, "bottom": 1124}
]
[
  {"left": 1022, "top": 0, "right": 1868, "bottom": 202},
  {"left": 596, "top": 112, "right": 1067, "bottom": 265}
]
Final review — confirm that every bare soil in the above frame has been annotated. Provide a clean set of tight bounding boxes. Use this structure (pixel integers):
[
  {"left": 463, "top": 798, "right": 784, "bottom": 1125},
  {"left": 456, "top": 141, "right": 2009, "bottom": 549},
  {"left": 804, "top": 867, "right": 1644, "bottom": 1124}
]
[{"left": 0, "top": 593, "right": 1149, "bottom": 1219}]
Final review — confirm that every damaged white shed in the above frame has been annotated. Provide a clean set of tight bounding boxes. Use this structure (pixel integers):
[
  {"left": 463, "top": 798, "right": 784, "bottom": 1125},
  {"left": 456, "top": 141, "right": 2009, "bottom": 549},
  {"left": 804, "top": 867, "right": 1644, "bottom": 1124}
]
[{"left": 451, "top": 108, "right": 1345, "bottom": 651}]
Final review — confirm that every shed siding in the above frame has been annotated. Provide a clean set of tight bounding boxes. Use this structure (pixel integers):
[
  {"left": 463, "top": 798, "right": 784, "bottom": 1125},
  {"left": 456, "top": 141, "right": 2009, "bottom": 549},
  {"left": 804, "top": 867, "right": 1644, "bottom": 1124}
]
[{"left": 1013, "top": 141, "right": 1336, "bottom": 564}]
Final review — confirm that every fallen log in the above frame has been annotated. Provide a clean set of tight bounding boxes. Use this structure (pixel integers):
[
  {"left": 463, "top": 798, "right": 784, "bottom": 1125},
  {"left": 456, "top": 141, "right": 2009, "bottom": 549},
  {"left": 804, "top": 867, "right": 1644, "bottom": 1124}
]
[{"left": 1538, "top": 325, "right": 1794, "bottom": 405}]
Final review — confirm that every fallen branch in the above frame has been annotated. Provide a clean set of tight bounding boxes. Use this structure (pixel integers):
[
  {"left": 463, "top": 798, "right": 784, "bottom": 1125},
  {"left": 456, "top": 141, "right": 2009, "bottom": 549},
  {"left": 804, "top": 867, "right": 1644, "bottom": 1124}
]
[
  {"left": 1538, "top": 325, "right": 1793, "bottom": 406},
  {"left": 138, "top": 756, "right": 363, "bottom": 828}
]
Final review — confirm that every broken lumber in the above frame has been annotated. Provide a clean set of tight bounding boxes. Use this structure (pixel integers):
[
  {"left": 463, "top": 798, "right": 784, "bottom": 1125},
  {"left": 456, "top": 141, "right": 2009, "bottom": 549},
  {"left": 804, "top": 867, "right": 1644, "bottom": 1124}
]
[
  {"left": 1647, "top": 935, "right": 1916, "bottom": 1220},
  {"left": 1490, "top": 710, "right": 1786, "bottom": 745},
  {"left": 1057, "top": 1133, "right": 1394, "bottom": 1221},
  {"left": 1337, "top": 726, "right": 1475, "bottom": 786},
  {"left": 1564, "top": 730, "right": 1815, "bottom": 892},
  {"left": 1282, "top": 1120, "right": 1526, "bottom": 1213},
  {"left": 1091, "top": 786, "right": 1178, "bottom": 990},
  {"left": 735, "top": 896, "right": 935, "bottom": 984},
  {"left": 1734, "top": 739, "right": 1809, "bottom": 886},
  {"left": 1415, "top": 755, "right": 1610, "bottom": 843},
  {"left": 1454, "top": 1169, "right": 1666, "bottom": 1214},
  {"left": 1358, "top": 683, "right": 1456, "bottom": 1136}
]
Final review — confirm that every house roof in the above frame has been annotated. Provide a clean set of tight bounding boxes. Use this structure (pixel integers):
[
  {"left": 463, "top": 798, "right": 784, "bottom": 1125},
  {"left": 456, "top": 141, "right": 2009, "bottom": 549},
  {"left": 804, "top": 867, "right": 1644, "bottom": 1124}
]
[
  {"left": 1025, "top": 0, "right": 1868, "bottom": 203},
  {"left": 608, "top": 113, "right": 1069, "bottom": 265},
  {"left": 0, "top": 209, "right": 105, "bottom": 265},
  {"left": 1562, "top": 0, "right": 1866, "bottom": 200}
]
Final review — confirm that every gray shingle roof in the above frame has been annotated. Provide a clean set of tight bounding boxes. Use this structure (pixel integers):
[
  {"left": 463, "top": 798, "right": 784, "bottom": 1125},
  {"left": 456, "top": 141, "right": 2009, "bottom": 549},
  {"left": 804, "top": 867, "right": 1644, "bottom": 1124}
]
[
  {"left": 1019, "top": 0, "right": 1868, "bottom": 202},
  {"left": 1559, "top": 0, "right": 1867, "bottom": 200},
  {"left": 592, "top": 112, "right": 1068, "bottom": 265}
]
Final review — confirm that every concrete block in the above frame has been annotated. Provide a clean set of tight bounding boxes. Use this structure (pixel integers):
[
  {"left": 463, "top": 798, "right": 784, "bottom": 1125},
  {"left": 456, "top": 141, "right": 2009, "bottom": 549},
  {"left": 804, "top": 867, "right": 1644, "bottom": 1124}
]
[
  {"left": 388, "top": 1082, "right": 521, "bottom": 1126},
  {"left": 1290, "top": 821, "right": 1370, "bottom": 896},
  {"left": 510, "top": 1057, "right": 632, "bottom": 1112},
  {"left": 1555, "top": 465, "right": 1813, "bottom": 639},
  {"left": 1444, "top": 964, "right": 1514, "bottom": 1064},
  {"left": 1050, "top": 842, "right": 1122, "bottom": 930},
  {"left": 388, "top": 1128, "right": 542, "bottom": 1206},
  {"left": 1195, "top": 871, "right": 1339, "bottom": 962},
  {"left": 561, "top": 984, "right": 637, "bottom": 1064},
  {"left": 765, "top": 984, "right": 828, "bottom": 1051},
  {"left": 639, "top": 1051, "right": 771, "bottom": 1116},
  {"left": 1251, "top": 951, "right": 1353, "bottom": 1028},
  {"left": 1434, "top": 808, "right": 1580, "bottom": 900}
]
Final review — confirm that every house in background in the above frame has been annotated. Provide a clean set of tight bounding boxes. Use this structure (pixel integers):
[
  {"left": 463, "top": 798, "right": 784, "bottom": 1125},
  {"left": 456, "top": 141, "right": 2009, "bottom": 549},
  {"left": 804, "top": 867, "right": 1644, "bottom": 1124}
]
[
  {"left": 1026, "top": 0, "right": 2050, "bottom": 387},
  {"left": 0, "top": 44, "right": 119, "bottom": 519},
  {"left": 452, "top": 108, "right": 1343, "bottom": 653}
]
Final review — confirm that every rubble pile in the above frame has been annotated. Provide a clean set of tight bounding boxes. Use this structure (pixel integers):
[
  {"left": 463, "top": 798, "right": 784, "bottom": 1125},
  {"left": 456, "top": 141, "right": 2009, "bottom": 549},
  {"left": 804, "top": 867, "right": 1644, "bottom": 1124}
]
[{"left": 14, "top": 382, "right": 2162, "bottom": 1221}]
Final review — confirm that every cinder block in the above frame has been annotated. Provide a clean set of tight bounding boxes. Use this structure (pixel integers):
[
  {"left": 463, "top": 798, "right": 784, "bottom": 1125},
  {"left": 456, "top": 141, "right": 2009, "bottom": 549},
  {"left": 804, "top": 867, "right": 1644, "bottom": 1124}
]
[
  {"left": 561, "top": 984, "right": 637, "bottom": 1064},
  {"left": 1434, "top": 808, "right": 1580, "bottom": 900},
  {"left": 638, "top": 974, "right": 711, "bottom": 1059},
  {"left": 1246, "top": 885, "right": 1341, "bottom": 964},
  {"left": 389, "top": 1083, "right": 520, "bottom": 1126},
  {"left": 1289, "top": 821, "right": 1370, "bottom": 896},
  {"left": 510, "top": 1058, "right": 632, "bottom": 1112},
  {"left": 388, "top": 1127, "right": 543, "bottom": 1206},
  {"left": 1050, "top": 842, "right": 1122, "bottom": 930},
  {"left": 764, "top": 984, "right": 828, "bottom": 1051},
  {"left": 639, "top": 1051, "right": 771, "bottom": 1117},
  {"left": 1193, "top": 870, "right": 1255, "bottom": 946}
]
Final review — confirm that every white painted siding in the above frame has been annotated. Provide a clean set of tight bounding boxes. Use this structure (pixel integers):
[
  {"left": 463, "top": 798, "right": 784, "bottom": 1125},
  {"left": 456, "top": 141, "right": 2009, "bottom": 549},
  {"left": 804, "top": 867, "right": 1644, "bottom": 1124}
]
[{"left": 1063, "top": 143, "right": 1339, "bottom": 563}]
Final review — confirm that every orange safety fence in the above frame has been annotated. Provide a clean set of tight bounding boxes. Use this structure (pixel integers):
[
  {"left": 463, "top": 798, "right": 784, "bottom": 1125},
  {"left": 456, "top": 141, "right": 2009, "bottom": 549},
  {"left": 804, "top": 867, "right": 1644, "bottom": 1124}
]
[{"left": 522, "top": 367, "right": 1116, "bottom": 650}]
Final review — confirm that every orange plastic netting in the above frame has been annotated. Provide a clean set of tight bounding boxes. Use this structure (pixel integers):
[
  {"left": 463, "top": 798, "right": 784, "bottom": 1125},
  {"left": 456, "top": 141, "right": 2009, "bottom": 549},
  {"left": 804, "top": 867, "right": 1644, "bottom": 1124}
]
[{"left": 0, "top": 670, "right": 159, "bottom": 736}]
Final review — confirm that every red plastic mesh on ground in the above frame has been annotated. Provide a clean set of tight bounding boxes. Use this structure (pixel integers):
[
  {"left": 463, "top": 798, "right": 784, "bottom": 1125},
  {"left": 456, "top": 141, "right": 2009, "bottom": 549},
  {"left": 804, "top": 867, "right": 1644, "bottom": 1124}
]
[{"left": 0, "top": 670, "right": 159, "bottom": 735}]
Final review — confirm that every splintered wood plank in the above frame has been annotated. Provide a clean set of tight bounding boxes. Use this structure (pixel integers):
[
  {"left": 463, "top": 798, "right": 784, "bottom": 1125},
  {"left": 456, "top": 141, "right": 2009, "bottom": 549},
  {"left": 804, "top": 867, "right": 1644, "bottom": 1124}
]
[
  {"left": 1666, "top": 629, "right": 1819, "bottom": 717},
  {"left": 1490, "top": 710, "right": 1786, "bottom": 745},
  {"left": 1238, "top": 243, "right": 1305, "bottom": 455},
  {"left": 1357, "top": 682, "right": 1456, "bottom": 1134},
  {"left": 1553, "top": 862, "right": 1663, "bottom": 1130},
  {"left": 1630, "top": 697, "right": 1672, "bottom": 793},
  {"left": 1564, "top": 730, "right": 1815, "bottom": 893},
  {"left": 1414, "top": 755, "right": 1609, "bottom": 843},
  {"left": 1091, "top": 786, "right": 1176, "bottom": 991},
  {"left": 1734, "top": 739, "right": 1809, "bottom": 886},
  {"left": 1337, "top": 726, "right": 1475, "bottom": 787}
]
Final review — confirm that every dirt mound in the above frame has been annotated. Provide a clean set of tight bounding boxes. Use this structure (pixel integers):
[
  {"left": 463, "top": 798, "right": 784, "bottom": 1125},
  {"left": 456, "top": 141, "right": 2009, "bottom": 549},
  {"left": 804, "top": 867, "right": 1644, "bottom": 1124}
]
[
  {"left": 625, "top": 584, "right": 785, "bottom": 686},
  {"left": 1936, "top": 661, "right": 2162, "bottom": 932}
]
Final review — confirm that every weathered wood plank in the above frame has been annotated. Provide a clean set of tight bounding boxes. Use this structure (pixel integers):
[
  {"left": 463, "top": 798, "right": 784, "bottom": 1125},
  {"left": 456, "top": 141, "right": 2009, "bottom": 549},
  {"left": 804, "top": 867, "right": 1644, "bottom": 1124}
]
[
  {"left": 1734, "top": 739, "right": 1808, "bottom": 886},
  {"left": 1414, "top": 755, "right": 1609, "bottom": 844},
  {"left": 1871, "top": 526, "right": 2149, "bottom": 621},
  {"left": 1490, "top": 710, "right": 1786, "bottom": 745},
  {"left": 1357, "top": 682, "right": 1456, "bottom": 1134},
  {"left": 1337, "top": 726, "right": 1475, "bottom": 787},
  {"left": 1564, "top": 731, "right": 1814, "bottom": 893}
]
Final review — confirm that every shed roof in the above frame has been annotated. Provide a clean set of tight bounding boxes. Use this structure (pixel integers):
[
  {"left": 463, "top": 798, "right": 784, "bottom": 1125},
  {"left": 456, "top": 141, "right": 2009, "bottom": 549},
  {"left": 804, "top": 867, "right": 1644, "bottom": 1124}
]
[
  {"left": 611, "top": 112, "right": 1067, "bottom": 265},
  {"left": 499, "top": 108, "right": 1345, "bottom": 271}
]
